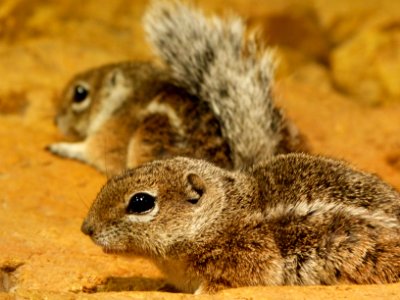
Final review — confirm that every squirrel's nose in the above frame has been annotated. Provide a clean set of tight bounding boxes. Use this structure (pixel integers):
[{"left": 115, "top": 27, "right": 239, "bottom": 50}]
[{"left": 81, "top": 219, "right": 94, "bottom": 236}]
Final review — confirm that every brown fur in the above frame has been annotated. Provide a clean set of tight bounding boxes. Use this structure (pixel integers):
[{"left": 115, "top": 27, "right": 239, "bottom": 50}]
[
  {"left": 49, "top": 62, "right": 232, "bottom": 175},
  {"left": 82, "top": 153, "right": 400, "bottom": 294},
  {"left": 48, "top": 2, "right": 307, "bottom": 174}
]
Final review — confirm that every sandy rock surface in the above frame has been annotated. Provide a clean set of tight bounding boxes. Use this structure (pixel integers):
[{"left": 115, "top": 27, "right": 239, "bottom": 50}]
[{"left": 1, "top": 0, "right": 400, "bottom": 299}]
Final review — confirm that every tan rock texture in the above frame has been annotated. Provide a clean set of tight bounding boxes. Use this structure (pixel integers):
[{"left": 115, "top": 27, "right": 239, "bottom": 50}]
[
  {"left": 1, "top": 0, "right": 400, "bottom": 299},
  {"left": 330, "top": 7, "right": 400, "bottom": 104}
]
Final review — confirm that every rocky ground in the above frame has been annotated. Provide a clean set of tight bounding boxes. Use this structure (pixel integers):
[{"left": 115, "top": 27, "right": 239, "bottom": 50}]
[{"left": 1, "top": 0, "right": 400, "bottom": 299}]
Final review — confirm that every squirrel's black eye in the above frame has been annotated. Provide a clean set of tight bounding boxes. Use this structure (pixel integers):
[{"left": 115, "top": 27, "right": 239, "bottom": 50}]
[
  {"left": 126, "top": 193, "right": 156, "bottom": 214},
  {"left": 73, "top": 85, "right": 89, "bottom": 103}
]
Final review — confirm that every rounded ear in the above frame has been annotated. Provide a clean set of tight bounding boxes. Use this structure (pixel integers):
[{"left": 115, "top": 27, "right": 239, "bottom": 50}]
[{"left": 186, "top": 173, "right": 205, "bottom": 204}]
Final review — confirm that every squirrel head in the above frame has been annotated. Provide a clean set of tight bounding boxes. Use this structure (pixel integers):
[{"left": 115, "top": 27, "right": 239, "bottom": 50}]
[
  {"left": 54, "top": 62, "right": 166, "bottom": 139},
  {"left": 81, "top": 157, "right": 234, "bottom": 257},
  {"left": 54, "top": 64, "right": 132, "bottom": 139}
]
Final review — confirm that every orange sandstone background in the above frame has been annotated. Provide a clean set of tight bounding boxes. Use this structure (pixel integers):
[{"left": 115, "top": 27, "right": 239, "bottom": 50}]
[{"left": 1, "top": 0, "right": 400, "bottom": 299}]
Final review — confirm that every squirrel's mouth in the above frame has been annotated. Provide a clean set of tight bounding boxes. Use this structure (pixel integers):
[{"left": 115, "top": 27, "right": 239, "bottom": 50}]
[
  {"left": 100, "top": 244, "right": 129, "bottom": 255},
  {"left": 95, "top": 238, "right": 133, "bottom": 255},
  {"left": 89, "top": 236, "right": 125, "bottom": 254},
  {"left": 102, "top": 248, "right": 138, "bottom": 258},
  {"left": 102, "top": 247, "right": 123, "bottom": 254}
]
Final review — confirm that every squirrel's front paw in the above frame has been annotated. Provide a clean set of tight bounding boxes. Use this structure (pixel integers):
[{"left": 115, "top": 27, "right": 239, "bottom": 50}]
[{"left": 46, "top": 142, "right": 87, "bottom": 161}]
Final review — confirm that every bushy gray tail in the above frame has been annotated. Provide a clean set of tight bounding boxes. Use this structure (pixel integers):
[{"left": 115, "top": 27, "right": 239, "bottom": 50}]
[{"left": 143, "top": 1, "right": 286, "bottom": 168}]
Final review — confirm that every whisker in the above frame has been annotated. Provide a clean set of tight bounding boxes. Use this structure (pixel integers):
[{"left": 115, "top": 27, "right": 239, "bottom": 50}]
[
  {"left": 102, "top": 136, "right": 112, "bottom": 180},
  {"left": 75, "top": 190, "right": 90, "bottom": 210}
]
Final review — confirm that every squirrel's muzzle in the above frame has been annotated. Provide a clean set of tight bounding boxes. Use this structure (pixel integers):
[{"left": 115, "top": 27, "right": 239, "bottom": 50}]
[{"left": 81, "top": 219, "right": 94, "bottom": 236}]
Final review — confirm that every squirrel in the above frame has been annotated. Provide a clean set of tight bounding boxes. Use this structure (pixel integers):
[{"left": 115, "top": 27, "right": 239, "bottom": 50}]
[
  {"left": 81, "top": 153, "right": 400, "bottom": 294},
  {"left": 47, "top": 62, "right": 233, "bottom": 175},
  {"left": 47, "top": 0, "right": 306, "bottom": 175}
]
